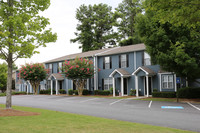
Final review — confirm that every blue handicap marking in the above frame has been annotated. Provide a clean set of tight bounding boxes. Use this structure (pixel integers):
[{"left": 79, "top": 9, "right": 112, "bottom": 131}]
[{"left": 161, "top": 106, "right": 184, "bottom": 109}]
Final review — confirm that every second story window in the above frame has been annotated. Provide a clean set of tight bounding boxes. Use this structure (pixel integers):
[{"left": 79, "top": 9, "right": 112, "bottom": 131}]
[
  {"left": 49, "top": 64, "right": 53, "bottom": 74},
  {"left": 58, "top": 62, "right": 63, "bottom": 73},
  {"left": 143, "top": 52, "right": 151, "bottom": 66},
  {"left": 119, "top": 54, "right": 129, "bottom": 68},
  {"left": 103, "top": 56, "right": 112, "bottom": 69}
]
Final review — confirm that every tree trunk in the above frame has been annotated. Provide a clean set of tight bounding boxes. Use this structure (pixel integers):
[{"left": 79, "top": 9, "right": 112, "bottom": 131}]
[
  {"left": 73, "top": 79, "right": 86, "bottom": 96},
  {"left": 6, "top": 54, "right": 13, "bottom": 109}
]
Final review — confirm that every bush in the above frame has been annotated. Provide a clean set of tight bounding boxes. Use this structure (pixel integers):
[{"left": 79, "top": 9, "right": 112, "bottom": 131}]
[
  {"left": 152, "top": 92, "right": 176, "bottom": 98},
  {"left": 59, "top": 89, "right": 66, "bottom": 94},
  {"left": 39, "top": 89, "right": 55, "bottom": 94},
  {"left": 12, "top": 92, "right": 27, "bottom": 95},
  {"left": 129, "top": 89, "right": 136, "bottom": 96},
  {"left": 73, "top": 90, "right": 78, "bottom": 95},
  {"left": 153, "top": 89, "right": 158, "bottom": 92},
  {"left": 82, "top": 89, "right": 89, "bottom": 95},
  {"left": 94, "top": 90, "right": 110, "bottom": 95},
  {"left": 68, "top": 89, "right": 73, "bottom": 95},
  {"left": 177, "top": 87, "right": 200, "bottom": 99},
  {"left": 0, "top": 93, "right": 6, "bottom": 97}
]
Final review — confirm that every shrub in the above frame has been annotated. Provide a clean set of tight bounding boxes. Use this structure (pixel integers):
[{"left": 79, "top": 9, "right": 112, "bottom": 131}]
[
  {"left": 12, "top": 92, "right": 27, "bottom": 95},
  {"left": 39, "top": 89, "right": 55, "bottom": 94},
  {"left": 68, "top": 89, "right": 73, "bottom": 95},
  {"left": 177, "top": 87, "right": 200, "bottom": 99},
  {"left": 152, "top": 92, "right": 176, "bottom": 98},
  {"left": 153, "top": 89, "right": 158, "bottom": 92},
  {"left": 0, "top": 93, "right": 6, "bottom": 97},
  {"left": 59, "top": 89, "right": 66, "bottom": 94},
  {"left": 129, "top": 89, "right": 136, "bottom": 96},
  {"left": 94, "top": 90, "right": 110, "bottom": 95},
  {"left": 110, "top": 88, "right": 113, "bottom": 94},
  {"left": 73, "top": 90, "right": 78, "bottom": 95},
  {"left": 82, "top": 89, "right": 89, "bottom": 95}
]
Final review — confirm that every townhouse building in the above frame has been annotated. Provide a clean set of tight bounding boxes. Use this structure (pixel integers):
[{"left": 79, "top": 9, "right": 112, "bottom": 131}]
[{"left": 16, "top": 43, "right": 187, "bottom": 96}]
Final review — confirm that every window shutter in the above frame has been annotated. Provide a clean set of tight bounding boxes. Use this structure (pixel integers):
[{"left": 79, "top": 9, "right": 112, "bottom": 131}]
[
  {"left": 57, "top": 63, "right": 59, "bottom": 73},
  {"left": 110, "top": 57, "right": 112, "bottom": 69},
  {"left": 119, "top": 55, "right": 121, "bottom": 68},
  {"left": 102, "top": 79, "right": 104, "bottom": 90},
  {"left": 142, "top": 52, "right": 144, "bottom": 66},
  {"left": 103, "top": 57, "right": 105, "bottom": 69},
  {"left": 126, "top": 54, "right": 129, "bottom": 67}
]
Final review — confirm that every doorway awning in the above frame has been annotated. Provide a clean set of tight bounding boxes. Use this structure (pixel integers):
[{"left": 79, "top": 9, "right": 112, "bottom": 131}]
[
  {"left": 132, "top": 66, "right": 156, "bottom": 76},
  {"left": 109, "top": 68, "right": 131, "bottom": 78},
  {"left": 48, "top": 73, "right": 65, "bottom": 80}
]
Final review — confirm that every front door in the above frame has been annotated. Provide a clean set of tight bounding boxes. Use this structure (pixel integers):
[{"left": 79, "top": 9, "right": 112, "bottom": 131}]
[
  {"left": 144, "top": 77, "right": 152, "bottom": 96},
  {"left": 124, "top": 78, "right": 128, "bottom": 95}
]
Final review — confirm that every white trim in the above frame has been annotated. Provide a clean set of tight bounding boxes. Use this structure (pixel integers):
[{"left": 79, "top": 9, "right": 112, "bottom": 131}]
[
  {"left": 56, "top": 80, "right": 58, "bottom": 95},
  {"left": 132, "top": 67, "right": 149, "bottom": 76},
  {"left": 87, "top": 79, "right": 89, "bottom": 90},
  {"left": 151, "top": 77, "right": 153, "bottom": 93},
  {"left": 113, "top": 77, "right": 115, "bottom": 97},
  {"left": 146, "top": 76, "right": 149, "bottom": 97},
  {"left": 48, "top": 74, "right": 57, "bottom": 80},
  {"left": 143, "top": 77, "right": 145, "bottom": 95},
  {"left": 135, "top": 76, "right": 139, "bottom": 97},
  {"left": 174, "top": 74, "right": 177, "bottom": 92},
  {"left": 121, "top": 77, "right": 124, "bottom": 96},
  {"left": 51, "top": 80, "right": 53, "bottom": 95},
  {"left": 109, "top": 69, "right": 130, "bottom": 78},
  {"left": 159, "top": 74, "right": 162, "bottom": 92}
]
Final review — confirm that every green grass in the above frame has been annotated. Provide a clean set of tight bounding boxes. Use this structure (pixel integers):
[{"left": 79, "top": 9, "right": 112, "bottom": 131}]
[
  {"left": 0, "top": 104, "right": 194, "bottom": 133},
  {"left": 137, "top": 98, "right": 177, "bottom": 102}
]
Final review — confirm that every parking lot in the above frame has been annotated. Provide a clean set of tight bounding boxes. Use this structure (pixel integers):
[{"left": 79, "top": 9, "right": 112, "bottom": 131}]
[{"left": 0, "top": 95, "right": 200, "bottom": 132}]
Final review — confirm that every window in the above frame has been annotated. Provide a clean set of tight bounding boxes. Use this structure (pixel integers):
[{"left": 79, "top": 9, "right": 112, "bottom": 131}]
[
  {"left": 119, "top": 54, "right": 129, "bottom": 68},
  {"left": 58, "top": 62, "right": 63, "bottom": 73},
  {"left": 103, "top": 78, "right": 113, "bottom": 90},
  {"left": 103, "top": 56, "right": 112, "bottom": 69},
  {"left": 48, "top": 64, "right": 53, "bottom": 74},
  {"left": 162, "top": 75, "right": 174, "bottom": 89},
  {"left": 144, "top": 52, "right": 151, "bottom": 66}
]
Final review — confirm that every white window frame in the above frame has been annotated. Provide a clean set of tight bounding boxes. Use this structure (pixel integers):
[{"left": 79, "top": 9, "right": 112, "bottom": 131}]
[
  {"left": 105, "top": 57, "right": 110, "bottom": 69},
  {"left": 162, "top": 75, "right": 174, "bottom": 89},
  {"left": 49, "top": 64, "right": 53, "bottom": 73},
  {"left": 58, "top": 62, "right": 62, "bottom": 73},
  {"left": 104, "top": 78, "right": 113, "bottom": 90},
  {"left": 144, "top": 52, "right": 151, "bottom": 66},
  {"left": 121, "top": 54, "right": 127, "bottom": 68}
]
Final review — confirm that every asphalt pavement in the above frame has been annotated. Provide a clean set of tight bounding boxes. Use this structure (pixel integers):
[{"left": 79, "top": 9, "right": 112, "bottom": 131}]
[{"left": 0, "top": 95, "right": 200, "bottom": 132}]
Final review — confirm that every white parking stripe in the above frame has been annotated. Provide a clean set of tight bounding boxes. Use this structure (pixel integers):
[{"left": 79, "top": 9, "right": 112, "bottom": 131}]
[
  {"left": 148, "top": 101, "right": 152, "bottom": 108},
  {"left": 187, "top": 102, "right": 200, "bottom": 111},
  {"left": 80, "top": 98, "right": 98, "bottom": 103},
  {"left": 109, "top": 99, "right": 124, "bottom": 105},
  {"left": 55, "top": 97, "right": 78, "bottom": 101}
]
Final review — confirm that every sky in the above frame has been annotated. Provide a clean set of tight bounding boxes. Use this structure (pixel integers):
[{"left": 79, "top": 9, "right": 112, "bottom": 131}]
[{"left": 0, "top": 0, "right": 123, "bottom": 67}]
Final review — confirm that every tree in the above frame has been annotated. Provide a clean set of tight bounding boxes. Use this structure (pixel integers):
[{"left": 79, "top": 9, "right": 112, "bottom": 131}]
[
  {"left": 18, "top": 63, "right": 49, "bottom": 95},
  {"left": 115, "top": 0, "right": 143, "bottom": 45},
  {"left": 136, "top": 1, "right": 200, "bottom": 82},
  {"left": 0, "top": 63, "right": 7, "bottom": 93},
  {"left": 62, "top": 57, "right": 99, "bottom": 95},
  {"left": 0, "top": 0, "right": 57, "bottom": 108},
  {"left": 71, "top": 4, "right": 118, "bottom": 52}
]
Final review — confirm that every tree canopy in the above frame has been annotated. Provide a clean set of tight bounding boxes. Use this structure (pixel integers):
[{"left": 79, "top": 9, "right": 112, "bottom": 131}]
[
  {"left": 136, "top": 0, "right": 200, "bottom": 81},
  {"left": 0, "top": 63, "right": 7, "bottom": 92},
  {"left": 19, "top": 63, "right": 49, "bottom": 95},
  {"left": 71, "top": 3, "right": 118, "bottom": 52},
  {"left": 0, "top": 0, "right": 57, "bottom": 108}
]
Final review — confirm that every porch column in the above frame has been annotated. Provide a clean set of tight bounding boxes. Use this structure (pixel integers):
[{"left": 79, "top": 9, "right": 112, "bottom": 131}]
[
  {"left": 51, "top": 80, "right": 53, "bottom": 95},
  {"left": 135, "top": 76, "right": 139, "bottom": 97},
  {"left": 174, "top": 74, "right": 177, "bottom": 92},
  {"left": 121, "top": 77, "right": 124, "bottom": 96},
  {"left": 146, "top": 76, "right": 149, "bottom": 97},
  {"left": 56, "top": 80, "right": 58, "bottom": 95},
  {"left": 26, "top": 84, "right": 28, "bottom": 94},
  {"left": 113, "top": 77, "right": 115, "bottom": 97}
]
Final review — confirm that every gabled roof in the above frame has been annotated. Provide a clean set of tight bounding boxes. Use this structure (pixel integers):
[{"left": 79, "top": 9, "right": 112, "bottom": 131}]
[
  {"left": 132, "top": 66, "right": 156, "bottom": 76},
  {"left": 48, "top": 73, "right": 65, "bottom": 80},
  {"left": 44, "top": 43, "right": 145, "bottom": 63},
  {"left": 109, "top": 68, "right": 131, "bottom": 78}
]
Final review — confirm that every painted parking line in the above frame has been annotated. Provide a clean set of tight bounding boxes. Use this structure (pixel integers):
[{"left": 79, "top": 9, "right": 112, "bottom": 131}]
[
  {"left": 109, "top": 99, "right": 124, "bottom": 105},
  {"left": 161, "top": 106, "right": 184, "bottom": 109},
  {"left": 80, "top": 98, "right": 98, "bottom": 103},
  {"left": 187, "top": 102, "right": 200, "bottom": 111},
  {"left": 55, "top": 97, "right": 78, "bottom": 101},
  {"left": 148, "top": 101, "right": 152, "bottom": 108}
]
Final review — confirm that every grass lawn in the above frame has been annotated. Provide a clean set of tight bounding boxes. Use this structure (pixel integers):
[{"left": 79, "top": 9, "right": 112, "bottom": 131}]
[{"left": 0, "top": 104, "right": 195, "bottom": 133}]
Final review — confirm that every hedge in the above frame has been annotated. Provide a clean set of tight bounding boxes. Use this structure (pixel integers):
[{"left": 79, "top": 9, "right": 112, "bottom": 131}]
[
  {"left": 152, "top": 92, "right": 176, "bottom": 98},
  {"left": 58, "top": 89, "right": 66, "bottom": 94},
  {"left": 39, "top": 89, "right": 56, "bottom": 94},
  {"left": 94, "top": 90, "right": 110, "bottom": 95},
  {"left": 82, "top": 89, "right": 89, "bottom": 95},
  {"left": 129, "top": 89, "right": 136, "bottom": 96},
  {"left": 177, "top": 87, "right": 200, "bottom": 99}
]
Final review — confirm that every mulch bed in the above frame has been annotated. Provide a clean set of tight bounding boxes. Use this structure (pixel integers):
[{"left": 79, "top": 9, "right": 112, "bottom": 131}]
[{"left": 0, "top": 108, "right": 40, "bottom": 117}]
